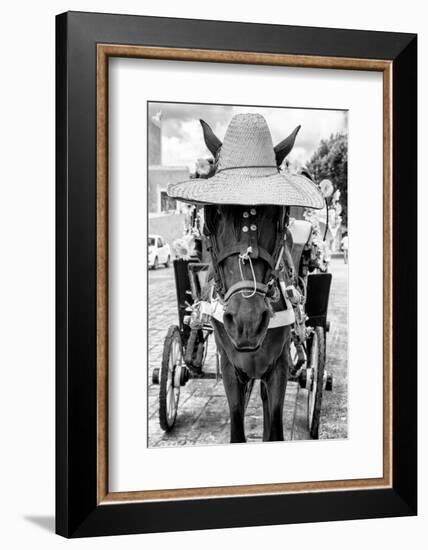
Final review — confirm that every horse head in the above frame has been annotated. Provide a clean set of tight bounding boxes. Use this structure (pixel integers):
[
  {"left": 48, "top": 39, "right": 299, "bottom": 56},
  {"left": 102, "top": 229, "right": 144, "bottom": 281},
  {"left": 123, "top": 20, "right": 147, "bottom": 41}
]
[
  {"left": 205, "top": 204, "right": 286, "bottom": 352},
  {"left": 201, "top": 119, "right": 300, "bottom": 354}
]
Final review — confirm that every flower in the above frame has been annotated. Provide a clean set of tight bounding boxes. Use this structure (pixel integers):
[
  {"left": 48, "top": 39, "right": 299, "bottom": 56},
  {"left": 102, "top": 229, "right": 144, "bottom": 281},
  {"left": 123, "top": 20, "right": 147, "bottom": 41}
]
[{"left": 320, "top": 179, "right": 334, "bottom": 198}]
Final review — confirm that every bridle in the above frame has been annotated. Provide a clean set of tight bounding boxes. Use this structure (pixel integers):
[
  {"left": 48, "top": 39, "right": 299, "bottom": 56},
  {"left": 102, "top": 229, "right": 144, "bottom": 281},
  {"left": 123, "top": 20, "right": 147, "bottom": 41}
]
[{"left": 204, "top": 206, "right": 290, "bottom": 305}]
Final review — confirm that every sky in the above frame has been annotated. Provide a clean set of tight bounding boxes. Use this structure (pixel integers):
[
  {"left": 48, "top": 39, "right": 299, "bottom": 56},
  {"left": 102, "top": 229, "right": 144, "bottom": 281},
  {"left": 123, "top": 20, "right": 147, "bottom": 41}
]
[{"left": 149, "top": 102, "right": 348, "bottom": 172}]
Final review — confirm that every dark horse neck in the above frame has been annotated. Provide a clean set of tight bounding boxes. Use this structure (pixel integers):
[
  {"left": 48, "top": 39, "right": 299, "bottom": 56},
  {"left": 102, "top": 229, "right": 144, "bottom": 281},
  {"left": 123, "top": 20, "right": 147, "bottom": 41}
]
[{"left": 214, "top": 320, "right": 291, "bottom": 443}]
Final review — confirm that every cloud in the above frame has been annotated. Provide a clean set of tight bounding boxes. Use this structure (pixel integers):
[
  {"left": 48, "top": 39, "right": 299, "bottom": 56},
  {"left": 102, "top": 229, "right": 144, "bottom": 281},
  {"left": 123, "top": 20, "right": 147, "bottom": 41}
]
[
  {"left": 162, "top": 119, "right": 211, "bottom": 170},
  {"left": 149, "top": 102, "right": 347, "bottom": 170}
]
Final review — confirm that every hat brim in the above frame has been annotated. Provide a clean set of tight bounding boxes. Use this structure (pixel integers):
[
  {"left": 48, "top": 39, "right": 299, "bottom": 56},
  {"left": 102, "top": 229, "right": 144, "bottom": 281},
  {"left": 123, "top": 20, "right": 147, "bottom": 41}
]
[{"left": 167, "top": 170, "right": 325, "bottom": 209}]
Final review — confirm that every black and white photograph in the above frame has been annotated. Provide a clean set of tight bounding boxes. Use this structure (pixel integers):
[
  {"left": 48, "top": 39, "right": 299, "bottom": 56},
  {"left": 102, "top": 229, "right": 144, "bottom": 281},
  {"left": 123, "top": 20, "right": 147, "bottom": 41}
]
[{"left": 147, "top": 102, "right": 348, "bottom": 447}]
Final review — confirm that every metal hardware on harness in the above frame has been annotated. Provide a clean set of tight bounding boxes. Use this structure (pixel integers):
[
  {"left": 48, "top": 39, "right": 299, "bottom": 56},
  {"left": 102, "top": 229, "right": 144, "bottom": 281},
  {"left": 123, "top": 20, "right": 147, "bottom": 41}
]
[
  {"left": 266, "top": 278, "right": 281, "bottom": 303},
  {"left": 238, "top": 246, "right": 257, "bottom": 298},
  {"left": 239, "top": 245, "right": 253, "bottom": 262},
  {"left": 285, "top": 285, "right": 304, "bottom": 306}
]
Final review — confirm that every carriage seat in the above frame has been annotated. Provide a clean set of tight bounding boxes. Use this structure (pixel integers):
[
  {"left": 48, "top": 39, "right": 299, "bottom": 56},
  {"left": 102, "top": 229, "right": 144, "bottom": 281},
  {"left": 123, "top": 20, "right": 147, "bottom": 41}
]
[{"left": 288, "top": 219, "right": 313, "bottom": 275}]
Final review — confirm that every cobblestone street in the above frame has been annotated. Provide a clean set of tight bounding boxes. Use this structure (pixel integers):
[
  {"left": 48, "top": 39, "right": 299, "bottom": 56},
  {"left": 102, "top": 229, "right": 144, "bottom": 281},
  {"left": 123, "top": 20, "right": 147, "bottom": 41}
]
[{"left": 148, "top": 257, "right": 348, "bottom": 447}]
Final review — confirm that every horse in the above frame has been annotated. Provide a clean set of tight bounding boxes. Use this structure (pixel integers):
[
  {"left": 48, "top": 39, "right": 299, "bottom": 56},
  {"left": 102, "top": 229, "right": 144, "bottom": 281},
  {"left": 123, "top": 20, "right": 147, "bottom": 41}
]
[{"left": 200, "top": 119, "right": 300, "bottom": 443}]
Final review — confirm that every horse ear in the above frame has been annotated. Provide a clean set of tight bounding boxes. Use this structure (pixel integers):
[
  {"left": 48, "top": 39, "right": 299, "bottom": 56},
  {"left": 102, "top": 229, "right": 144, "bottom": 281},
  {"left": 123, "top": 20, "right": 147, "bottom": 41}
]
[
  {"left": 274, "top": 125, "right": 301, "bottom": 167},
  {"left": 200, "top": 119, "right": 222, "bottom": 157}
]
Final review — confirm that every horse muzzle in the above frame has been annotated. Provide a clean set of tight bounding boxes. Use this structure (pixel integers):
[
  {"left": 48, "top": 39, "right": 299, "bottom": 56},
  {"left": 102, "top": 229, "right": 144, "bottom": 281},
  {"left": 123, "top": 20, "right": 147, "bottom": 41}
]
[{"left": 223, "top": 294, "right": 271, "bottom": 352}]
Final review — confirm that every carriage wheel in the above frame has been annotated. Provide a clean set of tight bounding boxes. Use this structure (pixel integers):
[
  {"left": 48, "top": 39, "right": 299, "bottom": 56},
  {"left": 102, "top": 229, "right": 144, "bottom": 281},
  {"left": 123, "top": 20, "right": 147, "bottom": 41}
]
[
  {"left": 307, "top": 326, "right": 326, "bottom": 439},
  {"left": 159, "top": 325, "right": 183, "bottom": 431}
]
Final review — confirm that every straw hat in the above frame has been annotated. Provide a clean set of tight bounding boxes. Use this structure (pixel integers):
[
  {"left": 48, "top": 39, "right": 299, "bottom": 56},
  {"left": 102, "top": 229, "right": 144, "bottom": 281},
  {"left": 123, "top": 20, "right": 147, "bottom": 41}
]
[{"left": 167, "top": 113, "right": 324, "bottom": 208}]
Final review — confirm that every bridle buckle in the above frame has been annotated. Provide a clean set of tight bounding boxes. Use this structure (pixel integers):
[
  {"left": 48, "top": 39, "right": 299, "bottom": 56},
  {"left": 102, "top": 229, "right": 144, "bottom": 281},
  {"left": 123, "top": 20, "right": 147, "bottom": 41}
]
[{"left": 239, "top": 246, "right": 253, "bottom": 263}]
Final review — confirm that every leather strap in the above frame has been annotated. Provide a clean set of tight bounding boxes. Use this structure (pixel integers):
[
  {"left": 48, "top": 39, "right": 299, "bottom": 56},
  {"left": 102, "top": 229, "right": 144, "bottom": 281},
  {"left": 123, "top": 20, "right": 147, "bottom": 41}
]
[
  {"left": 223, "top": 281, "right": 269, "bottom": 303},
  {"left": 216, "top": 244, "right": 276, "bottom": 270},
  {"left": 210, "top": 298, "right": 295, "bottom": 328}
]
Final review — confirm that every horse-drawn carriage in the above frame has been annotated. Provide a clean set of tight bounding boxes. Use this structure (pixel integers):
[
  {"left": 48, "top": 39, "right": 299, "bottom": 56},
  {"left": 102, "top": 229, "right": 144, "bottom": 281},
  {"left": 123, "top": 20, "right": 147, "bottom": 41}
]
[
  {"left": 152, "top": 113, "right": 334, "bottom": 442},
  {"left": 152, "top": 211, "right": 333, "bottom": 439}
]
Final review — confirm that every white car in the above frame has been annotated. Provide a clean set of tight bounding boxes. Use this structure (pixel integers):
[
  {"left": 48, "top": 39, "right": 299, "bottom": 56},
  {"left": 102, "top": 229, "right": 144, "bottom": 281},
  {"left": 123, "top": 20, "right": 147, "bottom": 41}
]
[{"left": 148, "top": 234, "right": 171, "bottom": 269}]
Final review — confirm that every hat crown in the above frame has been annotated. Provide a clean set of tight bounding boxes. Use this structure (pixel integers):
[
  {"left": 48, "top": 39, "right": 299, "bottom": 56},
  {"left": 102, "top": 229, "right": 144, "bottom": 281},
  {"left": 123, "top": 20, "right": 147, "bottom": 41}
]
[{"left": 218, "top": 114, "right": 276, "bottom": 171}]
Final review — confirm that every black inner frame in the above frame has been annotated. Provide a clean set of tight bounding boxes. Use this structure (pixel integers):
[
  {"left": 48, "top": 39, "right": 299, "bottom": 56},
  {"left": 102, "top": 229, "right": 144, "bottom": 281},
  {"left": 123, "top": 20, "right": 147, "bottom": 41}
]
[{"left": 56, "top": 11, "right": 417, "bottom": 538}]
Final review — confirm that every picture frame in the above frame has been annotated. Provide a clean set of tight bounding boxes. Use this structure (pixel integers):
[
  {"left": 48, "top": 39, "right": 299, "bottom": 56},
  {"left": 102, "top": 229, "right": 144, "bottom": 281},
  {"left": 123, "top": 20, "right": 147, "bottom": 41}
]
[{"left": 56, "top": 11, "right": 417, "bottom": 538}]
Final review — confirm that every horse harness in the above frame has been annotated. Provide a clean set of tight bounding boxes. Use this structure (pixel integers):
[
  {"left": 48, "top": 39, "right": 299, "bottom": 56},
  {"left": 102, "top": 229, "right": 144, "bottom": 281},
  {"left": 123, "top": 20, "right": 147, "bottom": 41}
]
[{"left": 204, "top": 206, "right": 295, "bottom": 311}]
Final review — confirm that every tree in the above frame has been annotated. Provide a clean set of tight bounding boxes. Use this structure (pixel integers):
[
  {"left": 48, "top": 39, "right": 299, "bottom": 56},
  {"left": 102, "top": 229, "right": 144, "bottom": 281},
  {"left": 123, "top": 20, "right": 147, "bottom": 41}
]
[{"left": 307, "top": 133, "right": 348, "bottom": 226}]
